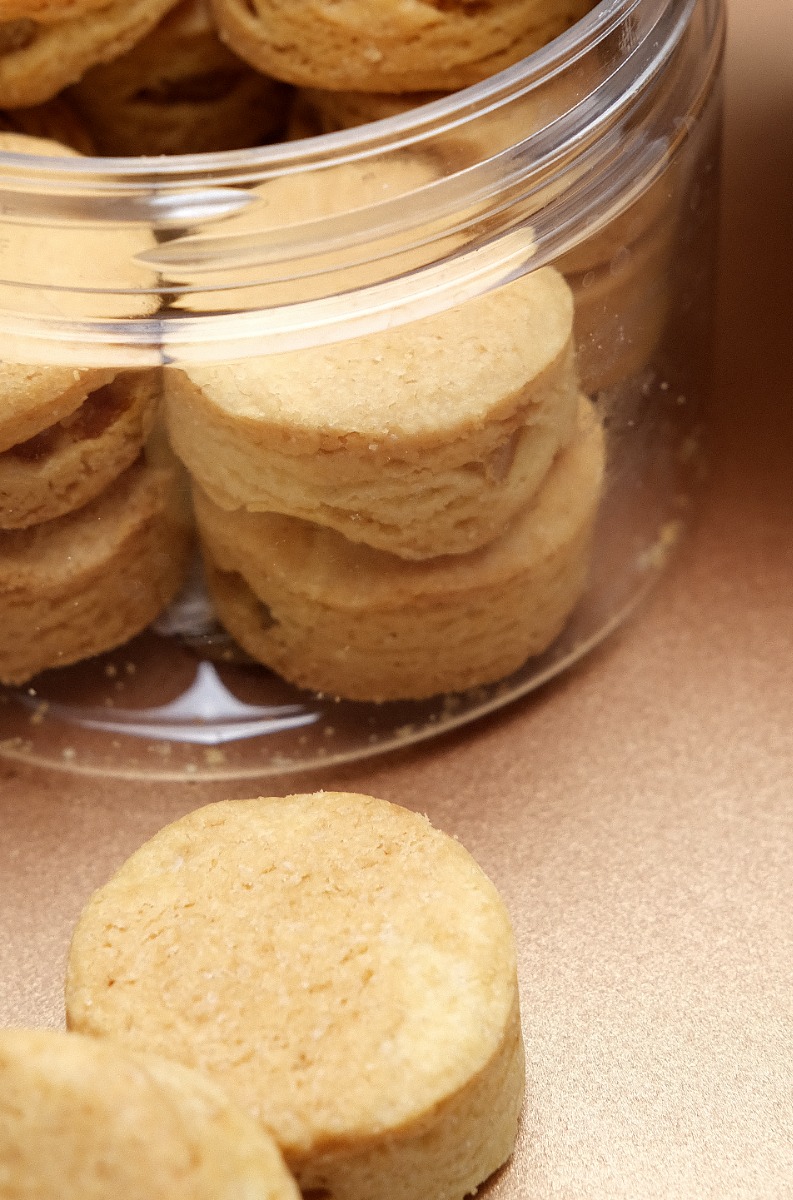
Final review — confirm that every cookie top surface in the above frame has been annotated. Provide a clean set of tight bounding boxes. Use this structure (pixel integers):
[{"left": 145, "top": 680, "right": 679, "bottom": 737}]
[
  {"left": 0, "top": 130, "right": 158, "bottom": 317},
  {"left": 0, "top": 130, "right": 106, "bottom": 353},
  {"left": 164, "top": 153, "right": 467, "bottom": 316},
  {"left": 0, "top": 1028, "right": 300, "bottom": 1200},
  {"left": 66, "top": 791, "right": 519, "bottom": 1158},
  {"left": 178, "top": 268, "right": 572, "bottom": 444}
]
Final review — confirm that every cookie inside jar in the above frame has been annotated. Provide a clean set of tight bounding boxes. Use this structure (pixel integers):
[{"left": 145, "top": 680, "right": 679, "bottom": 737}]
[{"left": 0, "top": 0, "right": 723, "bottom": 777}]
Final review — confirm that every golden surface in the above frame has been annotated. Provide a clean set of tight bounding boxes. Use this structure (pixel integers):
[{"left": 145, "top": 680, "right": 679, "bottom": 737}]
[{"left": 2, "top": 0, "right": 793, "bottom": 1193}]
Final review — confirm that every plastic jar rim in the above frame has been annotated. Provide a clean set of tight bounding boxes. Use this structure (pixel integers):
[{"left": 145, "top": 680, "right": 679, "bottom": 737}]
[
  {"left": 0, "top": 0, "right": 710, "bottom": 184},
  {"left": 0, "top": 0, "right": 725, "bottom": 364}
]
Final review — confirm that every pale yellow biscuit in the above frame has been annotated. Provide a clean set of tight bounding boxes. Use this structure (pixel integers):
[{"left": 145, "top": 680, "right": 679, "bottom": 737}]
[
  {"left": 0, "top": 138, "right": 145, "bottom": 465},
  {"left": 212, "top": 0, "right": 596, "bottom": 94},
  {"left": 0, "top": 137, "right": 159, "bottom": 338},
  {"left": 0, "top": 458, "right": 192, "bottom": 685},
  {"left": 194, "top": 395, "right": 603, "bottom": 701},
  {"left": 66, "top": 791, "right": 525, "bottom": 1200},
  {"left": 162, "top": 154, "right": 465, "bottom": 318},
  {"left": 0, "top": 0, "right": 166, "bottom": 21},
  {"left": 0, "top": 130, "right": 158, "bottom": 323},
  {"left": 166, "top": 268, "right": 577, "bottom": 559},
  {"left": 0, "top": 369, "right": 160, "bottom": 528},
  {"left": 0, "top": 0, "right": 183, "bottom": 108},
  {"left": 69, "top": 0, "right": 287, "bottom": 156},
  {"left": 0, "top": 1028, "right": 300, "bottom": 1200},
  {"left": 0, "top": 124, "right": 76, "bottom": 154}
]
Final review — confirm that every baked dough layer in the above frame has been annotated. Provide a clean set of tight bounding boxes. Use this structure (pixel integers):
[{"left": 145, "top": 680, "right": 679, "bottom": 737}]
[
  {"left": 0, "top": 369, "right": 160, "bottom": 528},
  {"left": 166, "top": 268, "right": 578, "bottom": 560},
  {"left": 69, "top": 0, "right": 286, "bottom": 156},
  {"left": 0, "top": 458, "right": 192, "bottom": 684},
  {"left": 195, "top": 394, "right": 604, "bottom": 701}
]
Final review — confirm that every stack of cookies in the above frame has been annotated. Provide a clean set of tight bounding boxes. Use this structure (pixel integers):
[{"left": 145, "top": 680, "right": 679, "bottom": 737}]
[
  {"left": 0, "top": 133, "right": 193, "bottom": 686},
  {"left": 0, "top": 0, "right": 290, "bottom": 155},
  {"left": 0, "top": 0, "right": 631, "bottom": 697},
  {"left": 0, "top": 0, "right": 184, "bottom": 108},
  {"left": 282, "top": 63, "right": 678, "bottom": 398},
  {"left": 166, "top": 266, "right": 605, "bottom": 702},
  {"left": 0, "top": 0, "right": 668, "bottom": 395}
]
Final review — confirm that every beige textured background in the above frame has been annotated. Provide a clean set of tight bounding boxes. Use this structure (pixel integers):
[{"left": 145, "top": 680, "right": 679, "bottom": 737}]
[{"left": 1, "top": 0, "right": 792, "bottom": 1193}]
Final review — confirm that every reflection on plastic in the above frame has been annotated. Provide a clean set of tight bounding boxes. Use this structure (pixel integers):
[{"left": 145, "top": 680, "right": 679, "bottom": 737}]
[{"left": 17, "top": 661, "right": 319, "bottom": 745}]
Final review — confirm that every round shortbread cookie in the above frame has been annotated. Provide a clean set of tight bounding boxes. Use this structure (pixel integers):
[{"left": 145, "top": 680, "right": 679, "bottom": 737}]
[
  {"left": 0, "top": 0, "right": 167, "bottom": 22},
  {"left": 0, "top": 458, "right": 192, "bottom": 685},
  {"left": 166, "top": 268, "right": 578, "bottom": 560},
  {"left": 69, "top": 0, "right": 287, "bottom": 156},
  {"left": 0, "top": 0, "right": 183, "bottom": 108},
  {"left": 0, "top": 131, "right": 158, "bottom": 322},
  {"left": 66, "top": 791, "right": 525, "bottom": 1200},
  {"left": 0, "top": 1028, "right": 300, "bottom": 1200},
  {"left": 0, "top": 369, "right": 160, "bottom": 528},
  {"left": 163, "top": 153, "right": 457, "bottom": 319},
  {"left": 211, "top": 0, "right": 595, "bottom": 94},
  {"left": 194, "top": 394, "right": 603, "bottom": 701}
]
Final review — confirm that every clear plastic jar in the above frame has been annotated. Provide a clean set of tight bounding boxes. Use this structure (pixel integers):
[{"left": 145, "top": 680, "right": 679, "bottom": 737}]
[{"left": 0, "top": 0, "right": 725, "bottom": 779}]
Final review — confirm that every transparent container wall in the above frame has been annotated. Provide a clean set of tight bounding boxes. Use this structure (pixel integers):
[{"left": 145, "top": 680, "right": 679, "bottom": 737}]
[{"left": 0, "top": 0, "right": 725, "bottom": 779}]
